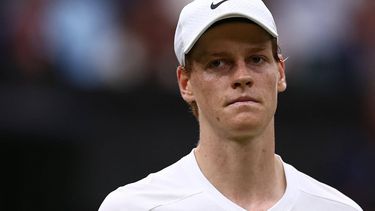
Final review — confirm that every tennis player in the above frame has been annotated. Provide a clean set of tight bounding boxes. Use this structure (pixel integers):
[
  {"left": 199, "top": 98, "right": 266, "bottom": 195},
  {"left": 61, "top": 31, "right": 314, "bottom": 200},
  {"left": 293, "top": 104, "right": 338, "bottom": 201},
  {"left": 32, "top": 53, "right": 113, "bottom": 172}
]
[{"left": 99, "top": 0, "right": 363, "bottom": 210}]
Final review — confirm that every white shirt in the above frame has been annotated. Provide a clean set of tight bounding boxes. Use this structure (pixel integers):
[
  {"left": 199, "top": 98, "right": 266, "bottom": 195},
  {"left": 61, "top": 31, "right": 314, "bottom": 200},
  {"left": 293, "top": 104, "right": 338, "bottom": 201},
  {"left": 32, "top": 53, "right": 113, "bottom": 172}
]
[{"left": 99, "top": 149, "right": 362, "bottom": 211}]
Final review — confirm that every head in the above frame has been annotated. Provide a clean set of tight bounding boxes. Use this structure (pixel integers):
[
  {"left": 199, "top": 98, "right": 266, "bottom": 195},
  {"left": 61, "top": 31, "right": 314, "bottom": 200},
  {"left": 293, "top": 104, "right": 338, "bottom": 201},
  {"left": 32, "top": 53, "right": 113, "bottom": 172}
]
[
  {"left": 183, "top": 18, "right": 281, "bottom": 118},
  {"left": 174, "top": 0, "right": 286, "bottom": 139}
]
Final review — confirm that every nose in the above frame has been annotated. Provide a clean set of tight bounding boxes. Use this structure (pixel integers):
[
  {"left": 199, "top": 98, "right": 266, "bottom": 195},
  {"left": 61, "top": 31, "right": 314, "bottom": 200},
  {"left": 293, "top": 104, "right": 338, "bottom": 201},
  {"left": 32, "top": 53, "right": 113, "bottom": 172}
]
[{"left": 231, "top": 63, "right": 253, "bottom": 89}]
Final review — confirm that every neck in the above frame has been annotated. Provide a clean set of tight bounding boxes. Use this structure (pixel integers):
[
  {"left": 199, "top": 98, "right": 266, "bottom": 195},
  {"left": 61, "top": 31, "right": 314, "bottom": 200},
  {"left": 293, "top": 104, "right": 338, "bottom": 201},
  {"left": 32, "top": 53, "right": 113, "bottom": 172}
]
[{"left": 195, "top": 119, "right": 286, "bottom": 210}]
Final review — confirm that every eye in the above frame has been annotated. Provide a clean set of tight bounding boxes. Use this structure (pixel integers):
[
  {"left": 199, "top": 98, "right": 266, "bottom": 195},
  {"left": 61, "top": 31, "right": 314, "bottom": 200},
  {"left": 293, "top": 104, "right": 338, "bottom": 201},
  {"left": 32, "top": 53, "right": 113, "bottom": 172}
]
[
  {"left": 208, "top": 59, "right": 224, "bottom": 68},
  {"left": 204, "top": 57, "right": 233, "bottom": 72},
  {"left": 249, "top": 55, "right": 266, "bottom": 65}
]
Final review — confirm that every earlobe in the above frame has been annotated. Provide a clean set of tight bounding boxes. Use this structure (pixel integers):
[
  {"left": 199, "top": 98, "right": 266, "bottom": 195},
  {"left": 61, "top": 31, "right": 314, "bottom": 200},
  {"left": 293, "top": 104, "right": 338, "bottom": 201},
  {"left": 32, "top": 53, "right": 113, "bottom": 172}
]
[{"left": 177, "top": 66, "right": 195, "bottom": 102}]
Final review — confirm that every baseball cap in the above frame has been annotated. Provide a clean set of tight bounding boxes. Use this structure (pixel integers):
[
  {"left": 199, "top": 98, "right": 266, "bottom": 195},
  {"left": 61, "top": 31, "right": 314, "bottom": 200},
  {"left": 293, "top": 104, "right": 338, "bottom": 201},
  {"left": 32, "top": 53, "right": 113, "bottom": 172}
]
[{"left": 174, "top": 0, "right": 278, "bottom": 66}]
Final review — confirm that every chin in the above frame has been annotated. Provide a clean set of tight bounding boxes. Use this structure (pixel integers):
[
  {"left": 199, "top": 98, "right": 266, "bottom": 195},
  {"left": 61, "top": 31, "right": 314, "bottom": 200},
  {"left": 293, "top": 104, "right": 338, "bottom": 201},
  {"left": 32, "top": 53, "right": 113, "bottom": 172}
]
[
  {"left": 229, "top": 121, "right": 262, "bottom": 134},
  {"left": 232, "top": 114, "right": 261, "bottom": 126},
  {"left": 225, "top": 115, "right": 266, "bottom": 134}
]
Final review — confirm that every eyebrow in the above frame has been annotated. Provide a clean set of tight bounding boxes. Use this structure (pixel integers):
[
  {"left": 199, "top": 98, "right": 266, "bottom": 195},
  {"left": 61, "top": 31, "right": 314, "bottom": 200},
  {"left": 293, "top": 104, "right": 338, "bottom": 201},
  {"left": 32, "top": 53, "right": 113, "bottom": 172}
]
[
  {"left": 245, "top": 46, "right": 268, "bottom": 53},
  {"left": 196, "top": 45, "right": 269, "bottom": 61}
]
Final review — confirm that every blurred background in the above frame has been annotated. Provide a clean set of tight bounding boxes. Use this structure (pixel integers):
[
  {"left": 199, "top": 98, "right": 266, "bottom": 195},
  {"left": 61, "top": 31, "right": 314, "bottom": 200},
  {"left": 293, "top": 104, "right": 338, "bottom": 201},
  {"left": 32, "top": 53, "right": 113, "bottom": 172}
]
[{"left": 0, "top": 0, "right": 374, "bottom": 210}]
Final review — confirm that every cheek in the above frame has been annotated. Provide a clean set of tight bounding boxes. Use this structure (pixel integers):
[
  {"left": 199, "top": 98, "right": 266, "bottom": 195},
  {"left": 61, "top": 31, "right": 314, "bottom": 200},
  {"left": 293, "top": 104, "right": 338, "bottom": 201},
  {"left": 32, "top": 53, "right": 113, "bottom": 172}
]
[
  {"left": 256, "top": 69, "right": 278, "bottom": 88},
  {"left": 191, "top": 73, "right": 224, "bottom": 108},
  {"left": 264, "top": 66, "right": 280, "bottom": 92},
  {"left": 190, "top": 75, "right": 209, "bottom": 105},
  {"left": 256, "top": 71, "right": 279, "bottom": 104}
]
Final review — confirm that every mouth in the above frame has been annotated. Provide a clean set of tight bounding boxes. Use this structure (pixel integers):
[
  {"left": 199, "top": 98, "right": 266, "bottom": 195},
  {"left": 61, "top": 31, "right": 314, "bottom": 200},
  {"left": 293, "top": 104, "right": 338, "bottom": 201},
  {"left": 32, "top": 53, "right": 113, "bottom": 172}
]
[{"left": 226, "top": 96, "right": 260, "bottom": 106}]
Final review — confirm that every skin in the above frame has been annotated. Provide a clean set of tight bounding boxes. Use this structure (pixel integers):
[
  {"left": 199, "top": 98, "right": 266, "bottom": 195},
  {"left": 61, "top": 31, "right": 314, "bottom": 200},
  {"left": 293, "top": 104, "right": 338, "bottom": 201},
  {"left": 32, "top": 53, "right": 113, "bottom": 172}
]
[{"left": 177, "top": 21, "right": 287, "bottom": 211}]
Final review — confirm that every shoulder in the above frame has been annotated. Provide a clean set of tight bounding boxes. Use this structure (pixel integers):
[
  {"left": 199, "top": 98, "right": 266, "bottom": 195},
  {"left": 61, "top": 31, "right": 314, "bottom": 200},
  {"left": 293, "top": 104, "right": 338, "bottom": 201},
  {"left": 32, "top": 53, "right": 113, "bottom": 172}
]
[
  {"left": 284, "top": 162, "right": 363, "bottom": 211},
  {"left": 99, "top": 152, "right": 201, "bottom": 211}
]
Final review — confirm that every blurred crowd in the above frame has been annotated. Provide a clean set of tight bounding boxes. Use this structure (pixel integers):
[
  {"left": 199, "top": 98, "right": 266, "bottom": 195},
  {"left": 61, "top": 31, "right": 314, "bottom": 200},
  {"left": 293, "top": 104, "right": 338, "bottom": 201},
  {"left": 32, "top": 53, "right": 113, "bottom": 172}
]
[
  {"left": 1, "top": 0, "right": 374, "bottom": 94},
  {"left": 1, "top": 0, "right": 374, "bottom": 210},
  {"left": 1, "top": 0, "right": 190, "bottom": 90}
]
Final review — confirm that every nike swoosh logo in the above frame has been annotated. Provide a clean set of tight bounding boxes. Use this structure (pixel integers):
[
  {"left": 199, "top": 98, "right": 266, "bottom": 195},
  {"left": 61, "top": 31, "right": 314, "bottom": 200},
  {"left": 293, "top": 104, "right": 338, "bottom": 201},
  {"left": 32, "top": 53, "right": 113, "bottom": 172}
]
[{"left": 210, "top": 0, "right": 229, "bottom": 9}]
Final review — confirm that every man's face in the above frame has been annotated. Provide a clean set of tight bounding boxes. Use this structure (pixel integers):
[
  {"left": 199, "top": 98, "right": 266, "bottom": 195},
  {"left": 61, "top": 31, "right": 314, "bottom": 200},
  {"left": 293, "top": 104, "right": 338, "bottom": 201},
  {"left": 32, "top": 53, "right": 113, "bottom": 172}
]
[{"left": 178, "top": 21, "right": 286, "bottom": 140}]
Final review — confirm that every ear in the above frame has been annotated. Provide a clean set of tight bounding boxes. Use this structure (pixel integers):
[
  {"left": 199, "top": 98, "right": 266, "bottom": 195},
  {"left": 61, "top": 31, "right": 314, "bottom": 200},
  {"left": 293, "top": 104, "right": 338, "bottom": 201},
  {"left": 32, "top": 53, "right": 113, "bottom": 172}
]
[
  {"left": 277, "top": 54, "right": 287, "bottom": 92},
  {"left": 177, "top": 66, "right": 195, "bottom": 103}
]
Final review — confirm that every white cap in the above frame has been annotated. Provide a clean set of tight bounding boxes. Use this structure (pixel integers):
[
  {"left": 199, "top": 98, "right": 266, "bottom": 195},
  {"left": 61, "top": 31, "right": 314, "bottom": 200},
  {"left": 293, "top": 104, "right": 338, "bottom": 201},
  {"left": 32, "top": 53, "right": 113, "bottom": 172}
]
[{"left": 174, "top": 0, "right": 278, "bottom": 66}]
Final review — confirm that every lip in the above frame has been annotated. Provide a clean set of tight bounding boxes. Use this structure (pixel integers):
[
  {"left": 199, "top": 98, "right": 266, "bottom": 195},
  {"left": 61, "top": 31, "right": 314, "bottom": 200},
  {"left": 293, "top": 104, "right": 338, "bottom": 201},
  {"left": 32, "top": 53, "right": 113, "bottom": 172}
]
[{"left": 226, "top": 96, "right": 260, "bottom": 106}]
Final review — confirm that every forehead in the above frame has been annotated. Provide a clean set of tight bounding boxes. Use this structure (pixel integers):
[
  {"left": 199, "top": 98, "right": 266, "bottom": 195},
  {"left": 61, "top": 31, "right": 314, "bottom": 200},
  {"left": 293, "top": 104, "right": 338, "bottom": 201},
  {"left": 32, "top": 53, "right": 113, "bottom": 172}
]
[{"left": 187, "top": 19, "right": 273, "bottom": 61}]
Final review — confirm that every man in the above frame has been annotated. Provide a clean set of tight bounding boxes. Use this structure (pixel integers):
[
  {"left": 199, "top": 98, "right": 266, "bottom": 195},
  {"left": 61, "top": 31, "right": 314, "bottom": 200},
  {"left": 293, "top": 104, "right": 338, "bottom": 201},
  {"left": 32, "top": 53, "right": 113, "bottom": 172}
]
[{"left": 99, "top": 0, "right": 363, "bottom": 210}]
